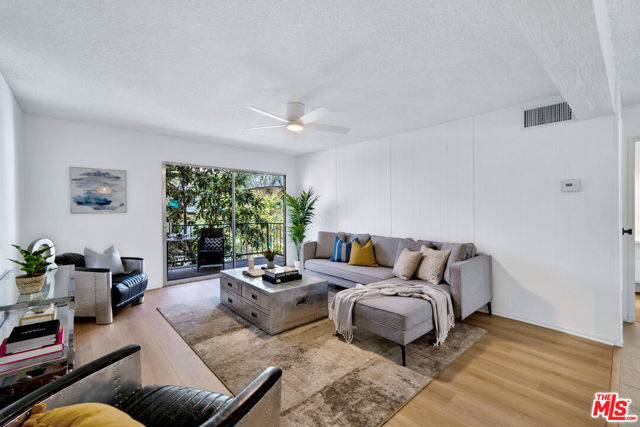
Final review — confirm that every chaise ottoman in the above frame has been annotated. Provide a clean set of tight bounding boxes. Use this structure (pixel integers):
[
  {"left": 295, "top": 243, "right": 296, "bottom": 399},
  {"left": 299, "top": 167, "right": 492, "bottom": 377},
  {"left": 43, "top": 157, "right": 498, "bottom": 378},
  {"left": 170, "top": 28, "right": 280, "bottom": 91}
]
[{"left": 350, "top": 295, "right": 434, "bottom": 366}]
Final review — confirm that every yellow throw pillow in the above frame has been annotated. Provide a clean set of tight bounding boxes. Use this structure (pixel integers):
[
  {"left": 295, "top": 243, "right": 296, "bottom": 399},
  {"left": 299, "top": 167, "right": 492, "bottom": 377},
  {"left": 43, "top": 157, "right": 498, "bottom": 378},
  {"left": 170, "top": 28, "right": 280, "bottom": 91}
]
[
  {"left": 22, "top": 402, "right": 144, "bottom": 427},
  {"left": 348, "top": 240, "right": 378, "bottom": 267}
]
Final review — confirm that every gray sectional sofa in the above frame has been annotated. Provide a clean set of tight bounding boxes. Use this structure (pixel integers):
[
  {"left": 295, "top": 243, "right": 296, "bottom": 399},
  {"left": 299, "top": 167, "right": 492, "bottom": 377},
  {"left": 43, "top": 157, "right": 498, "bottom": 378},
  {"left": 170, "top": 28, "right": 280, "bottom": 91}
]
[{"left": 301, "top": 231, "right": 492, "bottom": 320}]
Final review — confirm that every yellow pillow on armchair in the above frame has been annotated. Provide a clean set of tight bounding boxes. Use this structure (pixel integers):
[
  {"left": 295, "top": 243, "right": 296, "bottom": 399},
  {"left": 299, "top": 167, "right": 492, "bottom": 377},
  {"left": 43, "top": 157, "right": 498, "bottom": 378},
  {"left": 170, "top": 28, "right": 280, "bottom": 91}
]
[
  {"left": 348, "top": 240, "right": 378, "bottom": 267},
  {"left": 22, "top": 402, "right": 143, "bottom": 427}
]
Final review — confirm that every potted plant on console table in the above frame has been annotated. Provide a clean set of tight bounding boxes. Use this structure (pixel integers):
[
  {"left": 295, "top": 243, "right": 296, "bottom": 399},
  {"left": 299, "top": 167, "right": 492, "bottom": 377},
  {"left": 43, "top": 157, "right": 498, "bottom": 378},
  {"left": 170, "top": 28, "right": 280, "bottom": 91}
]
[
  {"left": 8, "top": 244, "right": 52, "bottom": 294},
  {"left": 282, "top": 187, "right": 318, "bottom": 269}
]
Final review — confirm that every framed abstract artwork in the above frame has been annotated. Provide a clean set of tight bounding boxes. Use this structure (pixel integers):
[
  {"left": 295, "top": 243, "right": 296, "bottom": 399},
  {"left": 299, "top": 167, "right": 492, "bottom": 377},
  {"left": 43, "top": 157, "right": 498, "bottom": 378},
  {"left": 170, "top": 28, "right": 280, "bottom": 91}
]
[{"left": 69, "top": 167, "right": 127, "bottom": 213}]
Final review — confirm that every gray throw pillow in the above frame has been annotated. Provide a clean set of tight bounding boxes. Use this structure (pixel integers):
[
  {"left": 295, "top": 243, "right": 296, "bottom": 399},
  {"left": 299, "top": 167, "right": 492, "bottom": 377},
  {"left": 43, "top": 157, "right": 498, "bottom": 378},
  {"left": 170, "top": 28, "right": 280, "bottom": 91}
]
[
  {"left": 416, "top": 245, "right": 451, "bottom": 285},
  {"left": 315, "top": 231, "right": 345, "bottom": 259},
  {"left": 85, "top": 245, "right": 125, "bottom": 274},
  {"left": 392, "top": 248, "right": 423, "bottom": 280}
]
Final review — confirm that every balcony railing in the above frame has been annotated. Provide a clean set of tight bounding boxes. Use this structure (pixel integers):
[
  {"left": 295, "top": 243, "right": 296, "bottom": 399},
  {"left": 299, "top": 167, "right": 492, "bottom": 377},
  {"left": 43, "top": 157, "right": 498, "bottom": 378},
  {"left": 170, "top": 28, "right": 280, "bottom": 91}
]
[{"left": 166, "top": 222, "right": 285, "bottom": 271}]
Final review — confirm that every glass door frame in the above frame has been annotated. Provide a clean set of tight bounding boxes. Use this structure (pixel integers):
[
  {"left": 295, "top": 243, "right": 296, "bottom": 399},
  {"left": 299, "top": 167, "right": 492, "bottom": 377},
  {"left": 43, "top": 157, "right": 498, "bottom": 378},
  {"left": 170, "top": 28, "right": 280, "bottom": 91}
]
[{"left": 161, "top": 161, "right": 287, "bottom": 286}]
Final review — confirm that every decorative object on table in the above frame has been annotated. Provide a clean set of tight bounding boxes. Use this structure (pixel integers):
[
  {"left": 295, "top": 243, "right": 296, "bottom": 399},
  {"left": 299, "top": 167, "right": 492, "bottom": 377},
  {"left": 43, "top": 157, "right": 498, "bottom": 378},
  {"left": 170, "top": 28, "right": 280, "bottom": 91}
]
[
  {"left": 197, "top": 228, "right": 225, "bottom": 271},
  {"left": 282, "top": 187, "right": 318, "bottom": 269},
  {"left": 242, "top": 268, "right": 265, "bottom": 278},
  {"left": 19, "top": 305, "right": 57, "bottom": 326},
  {"left": 8, "top": 244, "right": 53, "bottom": 294},
  {"left": 0, "top": 327, "right": 64, "bottom": 373},
  {"left": 27, "top": 239, "right": 56, "bottom": 270},
  {"left": 248, "top": 257, "right": 255, "bottom": 270},
  {"left": 262, "top": 247, "right": 278, "bottom": 269},
  {"left": 69, "top": 167, "right": 127, "bottom": 213},
  {"left": 262, "top": 266, "right": 301, "bottom": 284}
]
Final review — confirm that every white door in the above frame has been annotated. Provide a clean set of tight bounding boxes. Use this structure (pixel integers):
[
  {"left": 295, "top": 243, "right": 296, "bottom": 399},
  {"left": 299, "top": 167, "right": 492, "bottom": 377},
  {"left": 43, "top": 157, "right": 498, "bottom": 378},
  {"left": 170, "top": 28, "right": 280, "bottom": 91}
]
[{"left": 622, "top": 138, "right": 636, "bottom": 323}]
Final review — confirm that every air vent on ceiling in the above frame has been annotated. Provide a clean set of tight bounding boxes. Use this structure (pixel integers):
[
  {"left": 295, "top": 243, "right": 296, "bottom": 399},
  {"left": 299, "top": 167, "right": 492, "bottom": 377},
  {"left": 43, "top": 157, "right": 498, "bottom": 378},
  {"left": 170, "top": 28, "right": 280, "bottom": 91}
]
[{"left": 523, "top": 102, "right": 572, "bottom": 128}]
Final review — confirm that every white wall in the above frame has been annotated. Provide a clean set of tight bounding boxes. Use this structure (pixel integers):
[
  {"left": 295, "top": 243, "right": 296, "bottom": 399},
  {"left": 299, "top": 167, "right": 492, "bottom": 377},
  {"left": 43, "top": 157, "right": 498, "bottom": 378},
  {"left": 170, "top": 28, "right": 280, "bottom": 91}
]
[
  {"left": 0, "top": 73, "right": 23, "bottom": 272},
  {"left": 21, "top": 115, "right": 298, "bottom": 289},
  {"left": 298, "top": 103, "right": 622, "bottom": 345}
]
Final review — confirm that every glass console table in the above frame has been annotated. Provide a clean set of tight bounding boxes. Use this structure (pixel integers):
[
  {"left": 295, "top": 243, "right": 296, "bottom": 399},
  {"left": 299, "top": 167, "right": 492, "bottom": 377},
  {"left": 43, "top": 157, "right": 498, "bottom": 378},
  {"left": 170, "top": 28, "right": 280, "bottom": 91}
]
[{"left": 0, "top": 265, "right": 74, "bottom": 406}]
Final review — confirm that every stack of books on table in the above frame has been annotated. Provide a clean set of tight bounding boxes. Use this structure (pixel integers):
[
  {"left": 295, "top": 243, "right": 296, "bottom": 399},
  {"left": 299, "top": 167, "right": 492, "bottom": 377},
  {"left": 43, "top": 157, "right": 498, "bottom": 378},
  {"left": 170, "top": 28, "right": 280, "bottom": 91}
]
[
  {"left": 0, "top": 319, "right": 64, "bottom": 373},
  {"left": 262, "top": 266, "right": 302, "bottom": 284}
]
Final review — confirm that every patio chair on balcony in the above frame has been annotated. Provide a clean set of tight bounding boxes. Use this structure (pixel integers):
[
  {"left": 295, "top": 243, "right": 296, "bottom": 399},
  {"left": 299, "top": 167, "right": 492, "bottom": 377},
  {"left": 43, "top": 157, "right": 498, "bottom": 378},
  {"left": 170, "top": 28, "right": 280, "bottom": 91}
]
[{"left": 197, "top": 228, "right": 225, "bottom": 271}]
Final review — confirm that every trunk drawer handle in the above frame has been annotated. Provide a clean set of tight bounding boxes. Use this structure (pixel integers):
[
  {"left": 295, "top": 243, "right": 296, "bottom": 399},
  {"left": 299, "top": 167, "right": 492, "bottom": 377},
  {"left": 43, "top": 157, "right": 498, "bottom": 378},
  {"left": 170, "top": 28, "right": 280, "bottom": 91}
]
[
  {"left": 251, "top": 311, "right": 257, "bottom": 318},
  {"left": 251, "top": 293, "right": 258, "bottom": 300},
  {"left": 227, "top": 282, "right": 233, "bottom": 287},
  {"left": 228, "top": 297, "right": 233, "bottom": 303}
]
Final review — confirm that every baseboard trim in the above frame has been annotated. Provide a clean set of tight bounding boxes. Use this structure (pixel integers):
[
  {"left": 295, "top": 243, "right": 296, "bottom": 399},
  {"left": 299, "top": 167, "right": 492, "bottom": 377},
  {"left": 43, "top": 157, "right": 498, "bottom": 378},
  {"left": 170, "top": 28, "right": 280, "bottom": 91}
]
[{"left": 492, "top": 310, "right": 618, "bottom": 346}]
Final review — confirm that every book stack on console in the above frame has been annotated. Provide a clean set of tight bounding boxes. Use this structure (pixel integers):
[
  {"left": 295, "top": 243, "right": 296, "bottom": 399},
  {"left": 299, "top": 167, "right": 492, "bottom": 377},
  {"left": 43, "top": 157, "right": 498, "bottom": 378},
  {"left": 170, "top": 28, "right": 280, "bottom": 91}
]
[
  {"left": 262, "top": 266, "right": 302, "bottom": 284},
  {"left": 0, "top": 319, "right": 64, "bottom": 373}
]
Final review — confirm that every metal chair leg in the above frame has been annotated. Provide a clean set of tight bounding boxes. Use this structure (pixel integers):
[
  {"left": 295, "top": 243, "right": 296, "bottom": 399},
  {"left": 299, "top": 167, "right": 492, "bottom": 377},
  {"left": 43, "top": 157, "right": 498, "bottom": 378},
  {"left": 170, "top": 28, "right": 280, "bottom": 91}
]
[{"left": 487, "top": 302, "right": 492, "bottom": 315}]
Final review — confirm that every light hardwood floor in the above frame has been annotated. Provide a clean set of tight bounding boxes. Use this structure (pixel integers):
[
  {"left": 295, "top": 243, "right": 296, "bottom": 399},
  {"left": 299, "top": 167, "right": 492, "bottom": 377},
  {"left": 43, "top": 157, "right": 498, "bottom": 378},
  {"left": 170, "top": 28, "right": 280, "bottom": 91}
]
[{"left": 75, "top": 279, "right": 613, "bottom": 426}]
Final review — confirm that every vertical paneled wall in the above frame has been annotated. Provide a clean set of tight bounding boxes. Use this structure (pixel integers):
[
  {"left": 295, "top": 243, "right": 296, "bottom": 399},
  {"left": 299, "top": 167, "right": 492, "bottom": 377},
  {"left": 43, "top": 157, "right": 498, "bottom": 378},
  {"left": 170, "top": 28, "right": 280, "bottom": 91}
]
[{"left": 297, "top": 104, "right": 622, "bottom": 345}]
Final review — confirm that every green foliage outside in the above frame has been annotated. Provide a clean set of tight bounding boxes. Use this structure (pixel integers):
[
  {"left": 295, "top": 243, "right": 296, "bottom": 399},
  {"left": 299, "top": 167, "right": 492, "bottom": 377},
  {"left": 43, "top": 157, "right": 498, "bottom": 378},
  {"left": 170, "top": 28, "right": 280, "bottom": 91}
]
[{"left": 165, "top": 165, "right": 285, "bottom": 266}]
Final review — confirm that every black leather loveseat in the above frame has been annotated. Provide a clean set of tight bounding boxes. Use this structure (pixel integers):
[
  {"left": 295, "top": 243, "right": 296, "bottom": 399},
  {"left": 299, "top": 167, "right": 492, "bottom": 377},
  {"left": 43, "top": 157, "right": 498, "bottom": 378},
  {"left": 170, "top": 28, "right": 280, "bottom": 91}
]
[
  {"left": 55, "top": 253, "right": 148, "bottom": 324},
  {"left": 0, "top": 345, "right": 282, "bottom": 426}
]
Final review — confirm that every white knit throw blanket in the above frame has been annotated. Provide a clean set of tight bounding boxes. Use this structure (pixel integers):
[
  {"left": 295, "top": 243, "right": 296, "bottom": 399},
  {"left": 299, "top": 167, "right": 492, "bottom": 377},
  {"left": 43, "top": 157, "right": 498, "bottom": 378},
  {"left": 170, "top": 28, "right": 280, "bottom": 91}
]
[{"left": 329, "top": 281, "right": 455, "bottom": 345}]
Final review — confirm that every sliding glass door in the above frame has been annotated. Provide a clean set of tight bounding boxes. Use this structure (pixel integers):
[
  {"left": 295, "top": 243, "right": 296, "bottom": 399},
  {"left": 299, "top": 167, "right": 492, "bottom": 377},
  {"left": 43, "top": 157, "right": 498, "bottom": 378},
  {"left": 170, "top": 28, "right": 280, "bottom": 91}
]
[{"left": 164, "top": 164, "right": 285, "bottom": 283}]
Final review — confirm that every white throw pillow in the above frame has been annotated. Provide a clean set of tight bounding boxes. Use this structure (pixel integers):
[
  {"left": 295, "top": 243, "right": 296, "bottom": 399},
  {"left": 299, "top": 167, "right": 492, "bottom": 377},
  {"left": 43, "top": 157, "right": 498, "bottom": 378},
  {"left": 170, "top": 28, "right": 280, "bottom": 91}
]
[
  {"left": 416, "top": 245, "right": 451, "bottom": 284},
  {"left": 84, "top": 245, "right": 125, "bottom": 274}
]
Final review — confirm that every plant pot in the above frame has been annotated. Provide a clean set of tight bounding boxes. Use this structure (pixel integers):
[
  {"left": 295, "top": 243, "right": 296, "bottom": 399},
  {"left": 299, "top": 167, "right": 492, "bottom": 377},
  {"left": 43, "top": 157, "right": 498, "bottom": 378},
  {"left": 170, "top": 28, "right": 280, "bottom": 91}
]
[
  {"left": 15, "top": 274, "right": 46, "bottom": 295},
  {"left": 267, "top": 260, "right": 275, "bottom": 269},
  {"left": 293, "top": 260, "right": 300, "bottom": 270}
]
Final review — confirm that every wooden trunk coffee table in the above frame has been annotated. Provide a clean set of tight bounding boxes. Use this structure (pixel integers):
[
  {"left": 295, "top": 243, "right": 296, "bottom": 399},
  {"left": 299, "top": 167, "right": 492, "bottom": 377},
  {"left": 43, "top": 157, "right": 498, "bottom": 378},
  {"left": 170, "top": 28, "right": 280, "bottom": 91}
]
[{"left": 219, "top": 267, "right": 328, "bottom": 335}]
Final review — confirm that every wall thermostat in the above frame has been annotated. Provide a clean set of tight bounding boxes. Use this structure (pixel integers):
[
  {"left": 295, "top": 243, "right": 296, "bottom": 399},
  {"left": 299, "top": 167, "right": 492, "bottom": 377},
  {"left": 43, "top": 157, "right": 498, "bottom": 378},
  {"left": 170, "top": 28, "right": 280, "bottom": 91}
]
[{"left": 561, "top": 179, "right": 581, "bottom": 192}]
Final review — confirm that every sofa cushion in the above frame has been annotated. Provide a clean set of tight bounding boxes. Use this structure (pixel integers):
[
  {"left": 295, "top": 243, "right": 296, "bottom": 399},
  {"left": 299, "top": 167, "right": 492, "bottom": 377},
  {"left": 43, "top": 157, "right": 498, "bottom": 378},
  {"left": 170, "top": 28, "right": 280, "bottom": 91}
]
[
  {"left": 348, "top": 240, "right": 378, "bottom": 267},
  {"left": 371, "top": 235, "right": 402, "bottom": 267},
  {"left": 112, "top": 272, "right": 148, "bottom": 308},
  {"left": 344, "top": 233, "right": 371, "bottom": 245},
  {"left": 316, "top": 231, "right": 345, "bottom": 259},
  {"left": 85, "top": 245, "right": 125, "bottom": 274},
  {"left": 55, "top": 252, "right": 86, "bottom": 268},
  {"left": 440, "top": 243, "right": 467, "bottom": 284},
  {"left": 416, "top": 246, "right": 451, "bottom": 284},
  {"left": 121, "top": 385, "right": 232, "bottom": 427},
  {"left": 353, "top": 295, "right": 433, "bottom": 331},
  {"left": 305, "top": 258, "right": 393, "bottom": 284},
  {"left": 394, "top": 238, "right": 420, "bottom": 263},
  {"left": 392, "top": 248, "right": 422, "bottom": 280},
  {"left": 330, "top": 236, "right": 357, "bottom": 262}
]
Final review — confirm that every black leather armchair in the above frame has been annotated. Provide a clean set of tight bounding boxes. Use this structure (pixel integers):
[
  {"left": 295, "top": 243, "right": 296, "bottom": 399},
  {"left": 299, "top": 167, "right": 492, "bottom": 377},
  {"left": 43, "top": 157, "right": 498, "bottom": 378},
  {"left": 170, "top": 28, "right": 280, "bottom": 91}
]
[
  {"left": 197, "top": 228, "right": 225, "bottom": 271},
  {"left": 55, "top": 253, "right": 148, "bottom": 324},
  {"left": 0, "top": 345, "right": 282, "bottom": 427}
]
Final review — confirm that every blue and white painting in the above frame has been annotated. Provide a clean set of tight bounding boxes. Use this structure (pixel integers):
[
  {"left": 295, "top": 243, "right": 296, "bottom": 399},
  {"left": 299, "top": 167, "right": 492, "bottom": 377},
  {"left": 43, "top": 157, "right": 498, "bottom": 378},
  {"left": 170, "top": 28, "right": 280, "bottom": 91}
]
[{"left": 70, "top": 167, "right": 127, "bottom": 213}]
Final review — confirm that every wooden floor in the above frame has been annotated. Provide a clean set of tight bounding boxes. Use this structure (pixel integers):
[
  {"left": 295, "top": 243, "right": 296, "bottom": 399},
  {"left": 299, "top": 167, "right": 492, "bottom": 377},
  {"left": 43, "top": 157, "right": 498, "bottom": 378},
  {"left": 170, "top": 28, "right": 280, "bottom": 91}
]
[{"left": 75, "top": 279, "right": 614, "bottom": 426}]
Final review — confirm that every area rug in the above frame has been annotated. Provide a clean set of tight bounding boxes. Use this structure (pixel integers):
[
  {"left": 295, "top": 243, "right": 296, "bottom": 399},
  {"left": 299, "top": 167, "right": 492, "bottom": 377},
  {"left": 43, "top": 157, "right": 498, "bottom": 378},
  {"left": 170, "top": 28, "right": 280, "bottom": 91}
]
[{"left": 158, "top": 293, "right": 485, "bottom": 426}]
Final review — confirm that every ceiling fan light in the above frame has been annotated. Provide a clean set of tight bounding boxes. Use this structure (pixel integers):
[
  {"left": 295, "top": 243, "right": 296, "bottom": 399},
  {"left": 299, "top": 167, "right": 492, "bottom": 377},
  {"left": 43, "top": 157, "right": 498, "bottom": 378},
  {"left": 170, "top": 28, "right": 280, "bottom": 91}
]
[{"left": 286, "top": 123, "right": 304, "bottom": 132}]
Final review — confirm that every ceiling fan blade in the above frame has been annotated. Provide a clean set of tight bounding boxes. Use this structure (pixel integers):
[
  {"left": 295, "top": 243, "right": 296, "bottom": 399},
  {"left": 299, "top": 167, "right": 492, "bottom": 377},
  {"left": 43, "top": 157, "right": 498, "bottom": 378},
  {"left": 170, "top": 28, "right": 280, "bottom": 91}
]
[
  {"left": 246, "top": 107, "right": 288, "bottom": 123},
  {"left": 299, "top": 107, "right": 329, "bottom": 124},
  {"left": 247, "top": 125, "right": 287, "bottom": 130},
  {"left": 305, "top": 123, "right": 350, "bottom": 134}
]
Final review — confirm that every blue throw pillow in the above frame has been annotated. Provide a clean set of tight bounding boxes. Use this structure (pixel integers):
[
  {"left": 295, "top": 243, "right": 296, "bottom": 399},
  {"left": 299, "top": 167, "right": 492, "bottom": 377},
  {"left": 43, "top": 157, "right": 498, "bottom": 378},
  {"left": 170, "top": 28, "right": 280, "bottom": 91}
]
[{"left": 330, "top": 236, "right": 359, "bottom": 263}]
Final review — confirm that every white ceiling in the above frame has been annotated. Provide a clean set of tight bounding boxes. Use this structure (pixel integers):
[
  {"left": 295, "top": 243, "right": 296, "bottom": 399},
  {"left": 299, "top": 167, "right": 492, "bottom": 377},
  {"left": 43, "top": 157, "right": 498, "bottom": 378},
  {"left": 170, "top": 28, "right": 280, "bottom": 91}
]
[
  {"left": 0, "top": 1, "right": 631, "bottom": 155},
  {"left": 609, "top": 0, "right": 640, "bottom": 105}
]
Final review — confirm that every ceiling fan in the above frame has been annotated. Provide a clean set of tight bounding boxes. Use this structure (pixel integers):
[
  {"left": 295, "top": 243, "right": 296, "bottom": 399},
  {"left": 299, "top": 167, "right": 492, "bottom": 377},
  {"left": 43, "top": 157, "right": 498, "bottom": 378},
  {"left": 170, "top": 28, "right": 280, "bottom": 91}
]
[{"left": 246, "top": 102, "right": 350, "bottom": 134}]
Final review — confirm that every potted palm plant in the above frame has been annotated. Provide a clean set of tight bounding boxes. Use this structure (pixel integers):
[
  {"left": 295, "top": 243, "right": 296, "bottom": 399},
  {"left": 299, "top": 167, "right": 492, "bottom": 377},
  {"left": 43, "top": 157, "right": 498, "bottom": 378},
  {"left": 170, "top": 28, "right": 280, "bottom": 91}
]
[
  {"left": 282, "top": 187, "right": 318, "bottom": 269},
  {"left": 263, "top": 247, "right": 278, "bottom": 269},
  {"left": 9, "top": 244, "right": 52, "bottom": 294}
]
